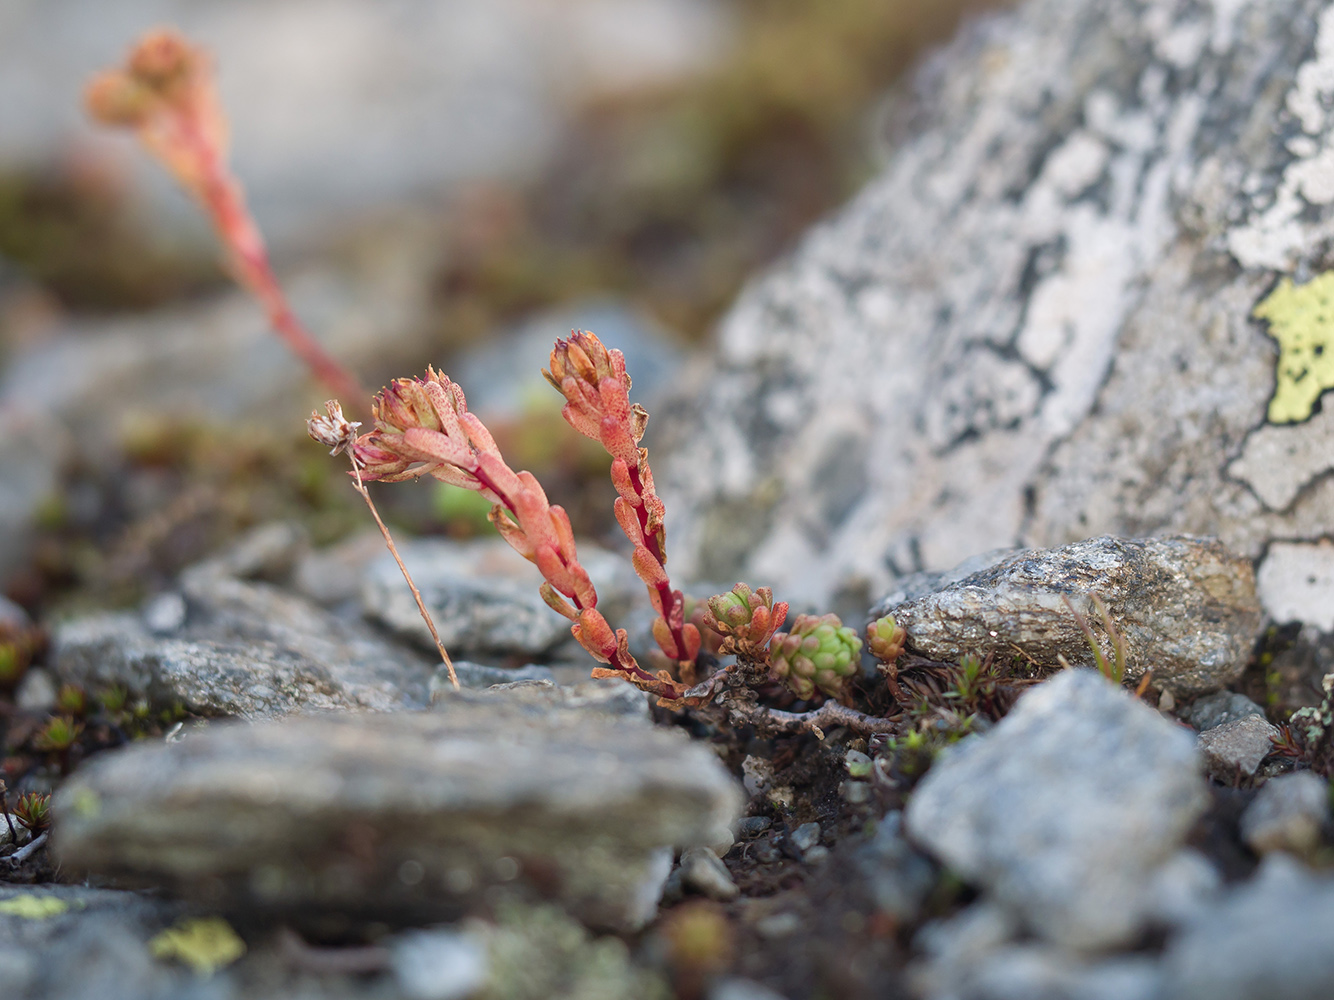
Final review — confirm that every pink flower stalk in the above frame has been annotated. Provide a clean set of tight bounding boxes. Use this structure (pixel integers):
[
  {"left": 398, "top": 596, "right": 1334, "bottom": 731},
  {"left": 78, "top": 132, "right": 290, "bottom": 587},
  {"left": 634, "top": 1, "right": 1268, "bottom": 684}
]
[
  {"left": 544, "top": 331, "right": 702, "bottom": 666},
  {"left": 348, "top": 370, "right": 690, "bottom": 705},
  {"left": 86, "top": 30, "right": 365, "bottom": 408}
]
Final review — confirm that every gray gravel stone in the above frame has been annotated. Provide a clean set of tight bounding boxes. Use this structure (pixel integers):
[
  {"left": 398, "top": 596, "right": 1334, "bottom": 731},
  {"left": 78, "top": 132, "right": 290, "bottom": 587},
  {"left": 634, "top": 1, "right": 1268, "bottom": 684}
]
[
  {"left": 14, "top": 667, "right": 57, "bottom": 712},
  {"left": 361, "top": 538, "right": 638, "bottom": 658},
  {"left": 790, "top": 822, "right": 821, "bottom": 853},
  {"left": 871, "top": 536, "right": 1260, "bottom": 697},
  {"left": 1197, "top": 715, "right": 1280, "bottom": 780},
  {"left": 52, "top": 691, "right": 743, "bottom": 932},
  {"left": 655, "top": 0, "right": 1334, "bottom": 632},
  {"left": 678, "top": 846, "right": 738, "bottom": 902},
  {"left": 1179, "top": 690, "right": 1266, "bottom": 732},
  {"left": 390, "top": 928, "right": 489, "bottom": 1000},
  {"left": 906, "top": 670, "right": 1209, "bottom": 950},
  {"left": 854, "top": 811, "right": 938, "bottom": 924},
  {"left": 1241, "top": 771, "right": 1331, "bottom": 857},
  {"left": 913, "top": 944, "right": 1164, "bottom": 1000},
  {"left": 51, "top": 526, "right": 434, "bottom": 719},
  {"left": 1165, "top": 853, "right": 1334, "bottom": 1000}
]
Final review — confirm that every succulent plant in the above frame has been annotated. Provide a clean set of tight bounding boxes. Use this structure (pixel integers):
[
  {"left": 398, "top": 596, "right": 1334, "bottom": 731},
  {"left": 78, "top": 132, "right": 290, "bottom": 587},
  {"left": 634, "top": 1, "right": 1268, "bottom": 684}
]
[
  {"left": 14, "top": 791, "right": 51, "bottom": 833},
  {"left": 33, "top": 715, "right": 83, "bottom": 754},
  {"left": 56, "top": 683, "right": 87, "bottom": 717},
  {"left": 701, "top": 583, "right": 789, "bottom": 657},
  {"left": 769, "top": 613, "right": 863, "bottom": 700},
  {"left": 866, "top": 613, "right": 906, "bottom": 664}
]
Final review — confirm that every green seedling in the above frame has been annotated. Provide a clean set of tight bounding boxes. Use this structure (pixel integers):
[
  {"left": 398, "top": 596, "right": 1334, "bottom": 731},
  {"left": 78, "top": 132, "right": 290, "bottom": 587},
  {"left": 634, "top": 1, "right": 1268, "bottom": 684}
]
[{"left": 1062, "top": 593, "right": 1128, "bottom": 685}]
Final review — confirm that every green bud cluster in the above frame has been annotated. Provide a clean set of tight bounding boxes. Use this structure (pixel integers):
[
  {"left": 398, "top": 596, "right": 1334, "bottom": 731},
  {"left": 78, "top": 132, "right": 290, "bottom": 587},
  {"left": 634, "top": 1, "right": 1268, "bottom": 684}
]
[
  {"left": 769, "top": 613, "right": 862, "bottom": 700},
  {"left": 866, "top": 613, "right": 906, "bottom": 663}
]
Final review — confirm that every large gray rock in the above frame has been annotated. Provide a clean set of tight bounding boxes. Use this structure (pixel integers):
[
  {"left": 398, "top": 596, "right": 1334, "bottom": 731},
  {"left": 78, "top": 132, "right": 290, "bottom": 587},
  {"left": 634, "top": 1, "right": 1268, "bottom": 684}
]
[
  {"left": 51, "top": 524, "right": 435, "bottom": 718},
  {"left": 1164, "top": 854, "right": 1334, "bottom": 1000},
  {"left": 658, "top": 0, "right": 1334, "bottom": 625},
  {"left": 871, "top": 535, "right": 1261, "bottom": 697},
  {"left": 905, "top": 670, "right": 1210, "bottom": 950},
  {"left": 52, "top": 689, "right": 743, "bottom": 932}
]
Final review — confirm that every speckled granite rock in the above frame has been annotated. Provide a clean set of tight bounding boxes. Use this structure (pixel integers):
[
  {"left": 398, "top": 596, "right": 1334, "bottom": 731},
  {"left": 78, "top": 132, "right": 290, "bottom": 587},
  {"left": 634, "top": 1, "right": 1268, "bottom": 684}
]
[
  {"left": 657, "top": 0, "right": 1334, "bottom": 628},
  {"left": 871, "top": 535, "right": 1260, "bottom": 696},
  {"left": 906, "top": 670, "right": 1210, "bottom": 950},
  {"left": 53, "top": 689, "right": 743, "bottom": 932}
]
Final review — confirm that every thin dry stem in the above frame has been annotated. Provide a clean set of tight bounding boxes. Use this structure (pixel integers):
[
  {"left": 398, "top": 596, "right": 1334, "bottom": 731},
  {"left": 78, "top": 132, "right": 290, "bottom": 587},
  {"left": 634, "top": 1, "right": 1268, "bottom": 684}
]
[{"left": 350, "top": 460, "right": 458, "bottom": 690}]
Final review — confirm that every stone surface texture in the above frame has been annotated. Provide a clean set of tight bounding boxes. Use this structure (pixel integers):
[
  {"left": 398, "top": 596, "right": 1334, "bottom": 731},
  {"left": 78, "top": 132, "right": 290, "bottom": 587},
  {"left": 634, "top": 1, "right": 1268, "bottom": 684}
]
[
  {"left": 871, "top": 535, "right": 1260, "bottom": 696},
  {"left": 51, "top": 525, "right": 434, "bottom": 719},
  {"left": 361, "top": 538, "right": 638, "bottom": 657},
  {"left": 657, "top": 0, "right": 1334, "bottom": 625},
  {"left": 52, "top": 689, "right": 743, "bottom": 932},
  {"left": 1164, "top": 854, "right": 1334, "bottom": 999},
  {"left": 1240, "top": 769, "right": 1331, "bottom": 855},
  {"left": 1197, "top": 714, "right": 1280, "bottom": 778},
  {"left": 1180, "top": 689, "right": 1266, "bottom": 731},
  {"left": 905, "top": 670, "right": 1209, "bottom": 950}
]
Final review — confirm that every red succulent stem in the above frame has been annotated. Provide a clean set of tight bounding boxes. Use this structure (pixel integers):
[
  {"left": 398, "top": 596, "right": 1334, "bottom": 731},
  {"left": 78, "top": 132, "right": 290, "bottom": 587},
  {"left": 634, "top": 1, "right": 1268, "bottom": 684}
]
[
  {"left": 471, "top": 462, "right": 652, "bottom": 684},
  {"left": 626, "top": 462, "right": 690, "bottom": 657},
  {"left": 177, "top": 112, "right": 367, "bottom": 411}
]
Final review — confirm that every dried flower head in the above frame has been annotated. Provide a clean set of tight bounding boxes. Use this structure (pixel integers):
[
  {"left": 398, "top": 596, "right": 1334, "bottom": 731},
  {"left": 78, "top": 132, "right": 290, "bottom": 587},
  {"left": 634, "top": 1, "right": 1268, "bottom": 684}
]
[{"left": 306, "top": 400, "right": 362, "bottom": 459}]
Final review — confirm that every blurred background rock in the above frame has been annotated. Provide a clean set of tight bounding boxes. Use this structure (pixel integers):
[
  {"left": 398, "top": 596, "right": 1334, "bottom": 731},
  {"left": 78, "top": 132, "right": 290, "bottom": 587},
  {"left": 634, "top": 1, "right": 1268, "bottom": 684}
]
[{"left": 0, "top": 0, "right": 999, "bottom": 614}]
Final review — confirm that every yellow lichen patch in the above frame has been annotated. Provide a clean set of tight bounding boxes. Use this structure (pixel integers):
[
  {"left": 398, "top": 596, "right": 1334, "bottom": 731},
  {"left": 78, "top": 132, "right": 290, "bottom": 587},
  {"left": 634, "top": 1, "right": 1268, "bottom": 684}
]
[
  {"left": 0, "top": 895, "right": 71, "bottom": 919},
  {"left": 1254, "top": 272, "right": 1334, "bottom": 423},
  {"left": 148, "top": 917, "right": 246, "bottom": 975}
]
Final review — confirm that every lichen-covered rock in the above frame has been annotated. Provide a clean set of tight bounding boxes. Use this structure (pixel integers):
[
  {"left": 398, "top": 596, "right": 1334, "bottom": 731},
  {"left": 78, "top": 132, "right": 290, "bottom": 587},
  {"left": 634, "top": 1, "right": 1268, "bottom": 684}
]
[
  {"left": 870, "top": 535, "right": 1260, "bottom": 697},
  {"left": 658, "top": 0, "right": 1334, "bottom": 626},
  {"left": 905, "top": 670, "right": 1209, "bottom": 950},
  {"left": 53, "top": 690, "right": 743, "bottom": 933}
]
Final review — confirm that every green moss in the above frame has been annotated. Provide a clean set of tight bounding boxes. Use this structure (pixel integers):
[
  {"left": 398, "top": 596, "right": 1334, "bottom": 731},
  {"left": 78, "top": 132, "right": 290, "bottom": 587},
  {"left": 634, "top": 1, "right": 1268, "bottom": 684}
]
[
  {"left": 478, "top": 903, "right": 670, "bottom": 1000},
  {"left": 1253, "top": 272, "right": 1334, "bottom": 423}
]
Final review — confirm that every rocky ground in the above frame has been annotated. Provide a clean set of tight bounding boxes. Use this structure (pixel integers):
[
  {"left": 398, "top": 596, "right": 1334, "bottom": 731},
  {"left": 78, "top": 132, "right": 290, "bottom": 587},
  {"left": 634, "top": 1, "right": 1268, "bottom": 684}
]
[
  {"left": 6, "top": 0, "right": 1334, "bottom": 998},
  {"left": 3, "top": 523, "right": 1332, "bottom": 1000}
]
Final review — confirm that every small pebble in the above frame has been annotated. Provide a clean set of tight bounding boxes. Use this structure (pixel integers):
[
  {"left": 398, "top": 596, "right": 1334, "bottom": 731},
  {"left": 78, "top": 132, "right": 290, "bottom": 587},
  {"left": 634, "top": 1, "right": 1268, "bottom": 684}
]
[
  {"left": 141, "top": 592, "right": 187, "bottom": 635},
  {"left": 844, "top": 750, "right": 873, "bottom": 778},
  {"left": 804, "top": 846, "right": 830, "bottom": 865},
  {"left": 737, "top": 816, "right": 772, "bottom": 838},
  {"left": 15, "top": 668, "right": 57, "bottom": 712},
  {"left": 679, "top": 846, "right": 739, "bottom": 901},
  {"left": 1198, "top": 715, "right": 1280, "bottom": 779},
  {"left": 390, "top": 928, "right": 488, "bottom": 1000},
  {"left": 842, "top": 780, "right": 871, "bottom": 805},
  {"left": 752, "top": 839, "right": 782, "bottom": 864},
  {"left": 790, "top": 822, "right": 821, "bottom": 853},
  {"left": 1181, "top": 691, "right": 1264, "bottom": 732},
  {"left": 709, "top": 976, "right": 790, "bottom": 1000},
  {"left": 755, "top": 912, "right": 801, "bottom": 939},
  {"left": 1241, "top": 771, "right": 1331, "bottom": 857}
]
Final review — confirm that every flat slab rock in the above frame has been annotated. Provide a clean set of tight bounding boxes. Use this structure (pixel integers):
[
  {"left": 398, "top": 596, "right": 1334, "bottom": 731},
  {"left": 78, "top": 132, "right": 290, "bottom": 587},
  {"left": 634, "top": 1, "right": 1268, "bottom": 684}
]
[
  {"left": 50, "top": 531, "right": 436, "bottom": 719},
  {"left": 906, "top": 669, "right": 1210, "bottom": 950},
  {"left": 872, "top": 535, "right": 1260, "bottom": 697},
  {"left": 52, "top": 688, "right": 743, "bottom": 932}
]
